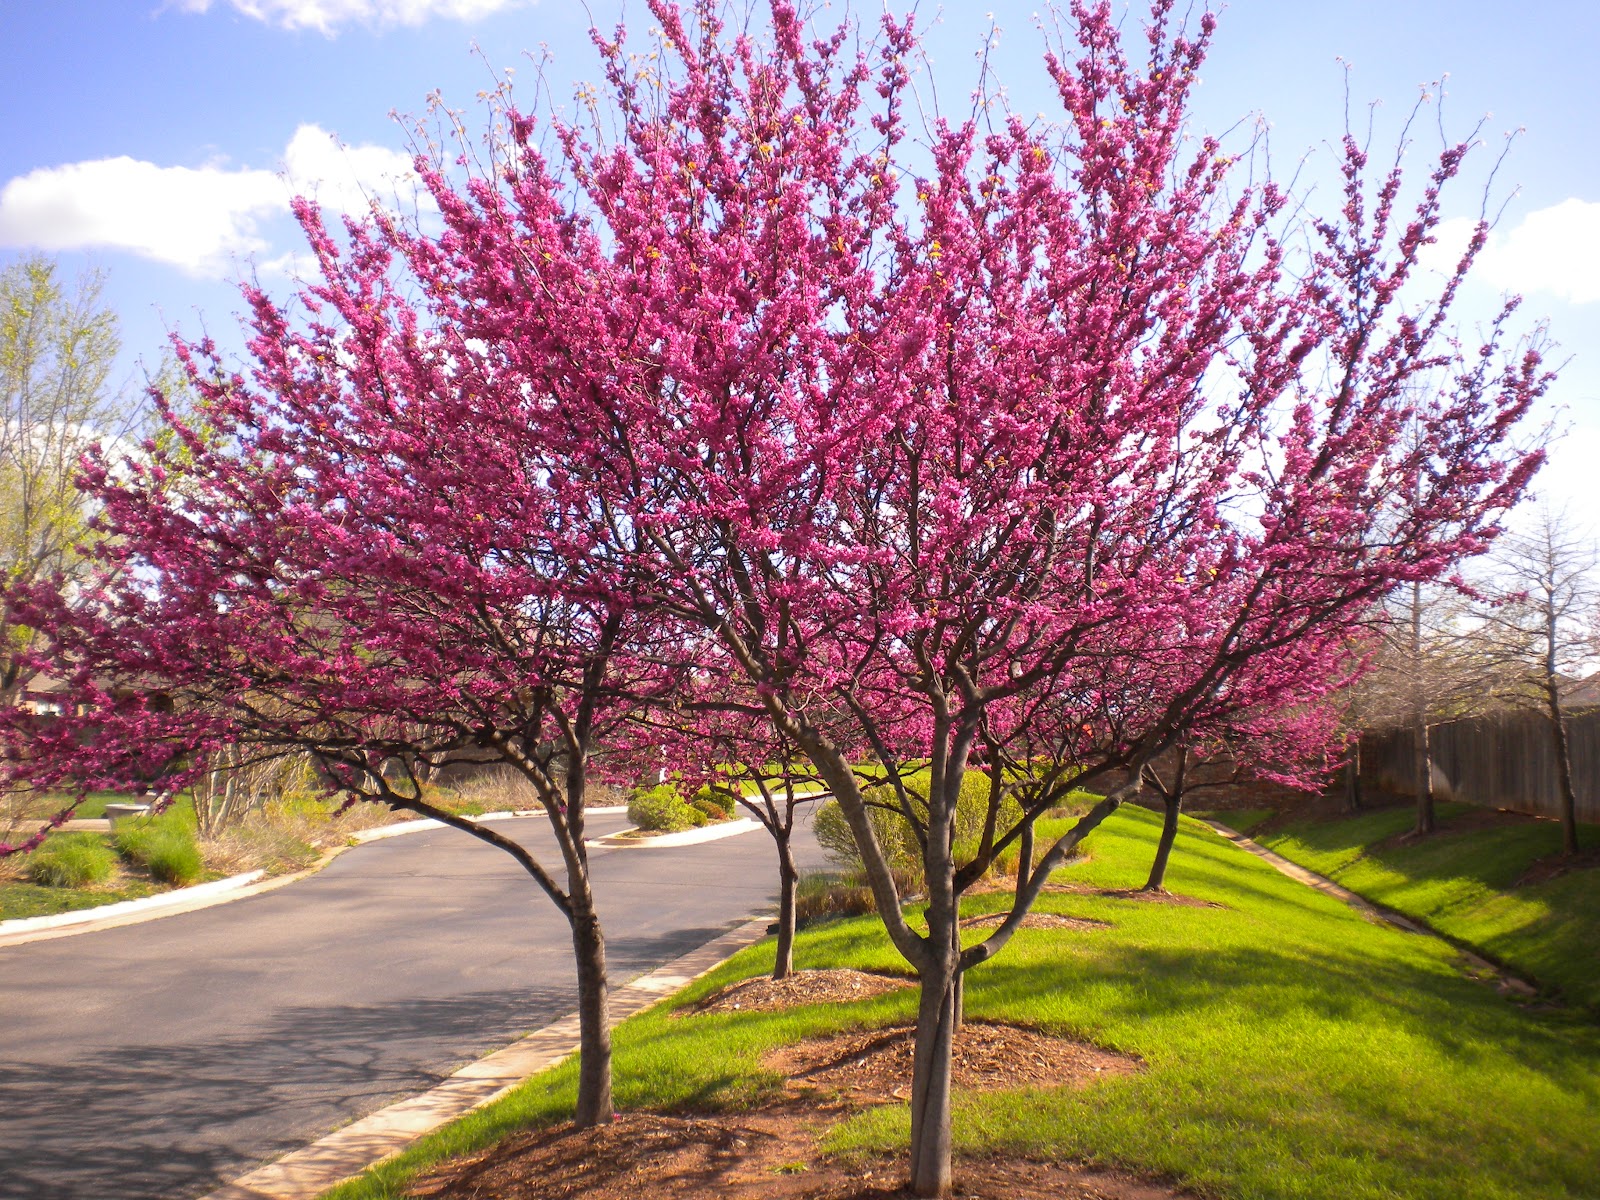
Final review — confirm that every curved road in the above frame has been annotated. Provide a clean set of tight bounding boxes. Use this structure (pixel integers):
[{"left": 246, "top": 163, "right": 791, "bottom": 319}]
[{"left": 0, "top": 809, "right": 828, "bottom": 1200}]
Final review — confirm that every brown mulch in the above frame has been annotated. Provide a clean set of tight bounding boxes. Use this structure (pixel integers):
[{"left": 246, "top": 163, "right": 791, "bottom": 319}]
[
  {"left": 406, "top": 1024, "right": 1155, "bottom": 1200},
  {"left": 959, "top": 910, "right": 1111, "bottom": 931},
  {"left": 1513, "top": 845, "right": 1600, "bottom": 887},
  {"left": 404, "top": 1105, "right": 1183, "bottom": 1199},
  {"left": 765, "top": 1021, "right": 1141, "bottom": 1102},
  {"left": 686, "top": 970, "right": 915, "bottom": 1016},
  {"left": 1047, "top": 882, "right": 1225, "bottom": 909}
]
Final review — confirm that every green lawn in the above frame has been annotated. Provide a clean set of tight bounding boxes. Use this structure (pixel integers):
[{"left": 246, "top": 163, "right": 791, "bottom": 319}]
[
  {"left": 0, "top": 873, "right": 166, "bottom": 921},
  {"left": 322, "top": 804, "right": 1600, "bottom": 1200},
  {"left": 1248, "top": 802, "right": 1600, "bottom": 1013}
]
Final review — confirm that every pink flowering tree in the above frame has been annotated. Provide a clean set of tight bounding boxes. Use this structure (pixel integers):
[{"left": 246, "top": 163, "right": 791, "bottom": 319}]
[
  {"left": 422, "top": 4, "right": 1538, "bottom": 1192},
  {"left": 3, "top": 0, "right": 1549, "bottom": 1193},
  {"left": 0, "top": 231, "right": 685, "bottom": 1126}
]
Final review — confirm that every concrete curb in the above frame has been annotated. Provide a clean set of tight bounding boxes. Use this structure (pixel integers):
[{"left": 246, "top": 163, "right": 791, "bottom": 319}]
[
  {"left": 199, "top": 914, "right": 775, "bottom": 1200},
  {"left": 0, "top": 868, "right": 267, "bottom": 939},
  {"left": 589, "top": 816, "right": 765, "bottom": 849},
  {"left": 0, "top": 809, "right": 630, "bottom": 948},
  {"left": 588, "top": 789, "right": 828, "bottom": 850}
]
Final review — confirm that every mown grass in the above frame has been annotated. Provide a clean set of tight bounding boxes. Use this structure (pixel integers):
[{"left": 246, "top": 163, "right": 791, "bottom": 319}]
[
  {"left": 322, "top": 804, "right": 1600, "bottom": 1200},
  {"left": 0, "top": 874, "right": 165, "bottom": 920},
  {"left": 1250, "top": 801, "right": 1600, "bottom": 1013}
]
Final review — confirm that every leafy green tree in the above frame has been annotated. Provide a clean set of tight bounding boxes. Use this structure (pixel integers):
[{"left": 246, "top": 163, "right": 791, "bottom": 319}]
[{"left": 0, "top": 255, "right": 133, "bottom": 707}]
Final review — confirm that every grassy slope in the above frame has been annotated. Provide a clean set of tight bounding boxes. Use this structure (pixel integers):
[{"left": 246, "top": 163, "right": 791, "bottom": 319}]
[
  {"left": 325, "top": 805, "right": 1600, "bottom": 1200},
  {"left": 1250, "top": 802, "right": 1600, "bottom": 1012}
]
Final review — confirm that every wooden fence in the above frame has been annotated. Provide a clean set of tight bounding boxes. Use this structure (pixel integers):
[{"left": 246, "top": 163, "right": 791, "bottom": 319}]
[{"left": 1358, "top": 709, "right": 1600, "bottom": 824}]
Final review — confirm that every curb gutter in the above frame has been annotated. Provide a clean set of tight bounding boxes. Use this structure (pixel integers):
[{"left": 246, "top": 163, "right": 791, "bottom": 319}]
[{"left": 200, "top": 914, "right": 774, "bottom": 1200}]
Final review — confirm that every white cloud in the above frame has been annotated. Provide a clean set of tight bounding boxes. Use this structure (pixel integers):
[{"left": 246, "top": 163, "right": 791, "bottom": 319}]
[
  {"left": 0, "top": 125, "right": 418, "bottom": 277},
  {"left": 1426, "top": 200, "right": 1600, "bottom": 306},
  {"left": 168, "top": 0, "right": 527, "bottom": 35}
]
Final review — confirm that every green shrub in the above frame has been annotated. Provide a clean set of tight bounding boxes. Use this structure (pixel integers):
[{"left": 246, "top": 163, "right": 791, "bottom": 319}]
[
  {"left": 814, "top": 769, "right": 1022, "bottom": 889},
  {"left": 627, "top": 783, "right": 705, "bottom": 832},
  {"left": 114, "top": 813, "right": 205, "bottom": 885},
  {"left": 26, "top": 833, "right": 118, "bottom": 888},
  {"left": 692, "top": 784, "right": 739, "bottom": 819},
  {"left": 794, "top": 868, "right": 922, "bottom": 925}
]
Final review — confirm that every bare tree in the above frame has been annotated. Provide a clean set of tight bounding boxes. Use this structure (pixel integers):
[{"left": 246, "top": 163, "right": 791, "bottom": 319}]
[
  {"left": 1477, "top": 508, "right": 1598, "bottom": 856},
  {"left": 1353, "top": 584, "right": 1518, "bottom": 835}
]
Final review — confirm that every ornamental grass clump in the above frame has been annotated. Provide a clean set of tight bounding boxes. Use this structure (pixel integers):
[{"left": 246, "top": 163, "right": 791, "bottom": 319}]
[
  {"left": 114, "top": 814, "right": 204, "bottom": 885},
  {"left": 26, "top": 833, "right": 118, "bottom": 888}
]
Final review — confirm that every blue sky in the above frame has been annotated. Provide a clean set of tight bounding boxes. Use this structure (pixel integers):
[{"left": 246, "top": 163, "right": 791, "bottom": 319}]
[{"left": 2, "top": 0, "right": 1595, "bottom": 529}]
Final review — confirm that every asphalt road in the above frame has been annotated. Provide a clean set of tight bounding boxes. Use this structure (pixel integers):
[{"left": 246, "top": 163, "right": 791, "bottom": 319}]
[{"left": 0, "top": 808, "right": 830, "bottom": 1200}]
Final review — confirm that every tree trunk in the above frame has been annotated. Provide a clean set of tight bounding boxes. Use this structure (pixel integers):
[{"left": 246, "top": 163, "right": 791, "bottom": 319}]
[
  {"left": 1545, "top": 670, "right": 1581, "bottom": 857},
  {"left": 1412, "top": 713, "right": 1435, "bottom": 836},
  {"left": 1345, "top": 741, "right": 1363, "bottom": 813},
  {"left": 1143, "top": 793, "right": 1182, "bottom": 892},
  {"left": 772, "top": 834, "right": 798, "bottom": 980},
  {"left": 569, "top": 898, "right": 614, "bottom": 1128},
  {"left": 908, "top": 949, "right": 958, "bottom": 1197}
]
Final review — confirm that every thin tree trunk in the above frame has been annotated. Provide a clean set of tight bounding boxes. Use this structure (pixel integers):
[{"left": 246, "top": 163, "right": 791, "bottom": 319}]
[
  {"left": 1143, "top": 793, "right": 1182, "bottom": 892},
  {"left": 569, "top": 896, "right": 614, "bottom": 1128},
  {"left": 772, "top": 834, "right": 798, "bottom": 980},
  {"left": 908, "top": 948, "right": 958, "bottom": 1198},
  {"left": 1412, "top": 713, "right": 1435, "bottom": 836},
  {"left": 1345, "top": 740, "right": 1363, "bottom": 813},
  {"left": 1408, "top": 580, "right": 1436, "bottom": 836},
  {"left": 910, "top": 765, "right": 959, "bottom": 1199},
  {"left": 1545, "top": 665, "right": 1581, "bottom": 857}
]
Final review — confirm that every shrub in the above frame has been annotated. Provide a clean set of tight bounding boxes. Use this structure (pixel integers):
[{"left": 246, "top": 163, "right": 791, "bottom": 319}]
[
  {"left": 627, "top": 783, "right": 705, "bottom": 832},
  {"left": 815, "top": 770, "right": 1024, "bottom": 890},
  {"left": 114, "top": 813, "right": 205, "bottom": 885},
  {"left": 26, "top": 833, "right": 118, "bottom": 888},
  {"left": 692, "top": 784, "right": 739, "bottom": 819},
  {"left": 794, "top": 868, "right": 925, "bottom": 925}
]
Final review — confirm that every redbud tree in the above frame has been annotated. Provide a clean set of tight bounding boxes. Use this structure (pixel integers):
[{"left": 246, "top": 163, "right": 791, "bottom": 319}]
[{"left": 3, "top": 1, "right": 1548, "bottom": 1193}]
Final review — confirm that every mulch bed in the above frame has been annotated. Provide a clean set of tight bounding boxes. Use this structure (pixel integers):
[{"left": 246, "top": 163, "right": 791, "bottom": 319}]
[
  {"left": 404, "top": 1106, "right": 1183, "bottom": 1199},
  {"left": 765, "top": 1020, "right": 1140, "bottom": 1102},
  {"left": 405, "top": 932, "right": 1165, "bottom": 1198},
  {"left": 407, "top": 1023, "right": 1154, "bottom": 1200},
  {"left": 1046, "top": 883, "right": 1225, "bottom": 909},
  {"left": 685, "top": 970, "right": 915, "bottom": 1016},
  {"left": 959, "top": 910, "right": 1111, "bottom": 931}
]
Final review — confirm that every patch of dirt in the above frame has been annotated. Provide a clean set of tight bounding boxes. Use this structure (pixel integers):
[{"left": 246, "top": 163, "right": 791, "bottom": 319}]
[
  {"left": 1513, "top": 845, "right": 1600, "bottom": 887},
  {"left": 686, "top": 970, "right": 915, "bottom": 1016},
  {"left": 765, "top": 1021, "right": 1140, "bottom": 1102},
  {"left": 406, "top": 1011, "right": 1155, "bottom": 1200},
  {"left": 404, "top": 1106, "right": 1181, "bottom": 1200},
  {"left": 959, "top": 910, "right": 1111, "bottom": 932},
  {"left": 1047, "top": 883, "right": 1225, "bottom": 909}
]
